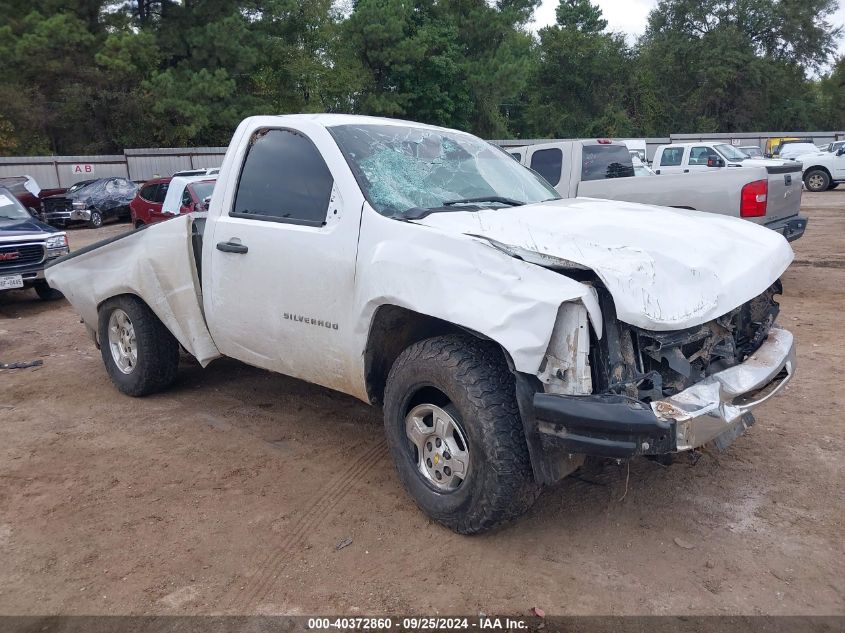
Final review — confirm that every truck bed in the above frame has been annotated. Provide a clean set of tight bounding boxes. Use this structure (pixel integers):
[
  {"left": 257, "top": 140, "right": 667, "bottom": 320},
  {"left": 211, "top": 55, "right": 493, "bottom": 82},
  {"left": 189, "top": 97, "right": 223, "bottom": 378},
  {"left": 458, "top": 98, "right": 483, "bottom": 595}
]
[
  {"left": 45, "top": 214, "right": 220, "bottom": 365},
  {"left": 577, "top": 164, "right": 804, "bottom": 235}
]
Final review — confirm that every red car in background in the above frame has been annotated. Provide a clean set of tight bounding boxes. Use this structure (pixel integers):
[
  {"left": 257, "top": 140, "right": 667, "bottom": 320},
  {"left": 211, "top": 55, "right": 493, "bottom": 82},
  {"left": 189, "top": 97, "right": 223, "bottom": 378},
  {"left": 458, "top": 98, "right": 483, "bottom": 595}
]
[
  {"left": 0, "top": 176, "right": 67, "bottom": 218},
  {"left": 130, "top": 177, "right": 214, "bottom": 227},
  {"left": 129, "top": 177, "right": 170, "bottom": 228}
]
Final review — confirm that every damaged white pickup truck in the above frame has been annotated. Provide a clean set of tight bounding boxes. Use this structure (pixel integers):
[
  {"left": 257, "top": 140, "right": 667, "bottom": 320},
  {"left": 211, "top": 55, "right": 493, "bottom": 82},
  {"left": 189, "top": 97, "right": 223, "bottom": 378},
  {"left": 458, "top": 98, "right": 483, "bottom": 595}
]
[{"left": 47, "top": 115, "right": 797, "bottom": 534}]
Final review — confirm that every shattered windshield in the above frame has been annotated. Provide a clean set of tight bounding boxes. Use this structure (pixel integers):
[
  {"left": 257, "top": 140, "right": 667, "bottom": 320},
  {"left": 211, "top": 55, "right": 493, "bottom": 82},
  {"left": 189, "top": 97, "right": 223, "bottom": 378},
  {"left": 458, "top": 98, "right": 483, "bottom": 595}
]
[{"left": 328, "top": 124, "right": 559, "bottom": 217}]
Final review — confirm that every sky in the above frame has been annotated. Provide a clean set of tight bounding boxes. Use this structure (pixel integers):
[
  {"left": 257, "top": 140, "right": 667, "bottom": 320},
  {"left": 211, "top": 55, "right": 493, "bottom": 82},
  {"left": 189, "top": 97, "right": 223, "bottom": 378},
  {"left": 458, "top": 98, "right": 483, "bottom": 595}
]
[{"left": 531, "top": 0, "right": 845, "bottom": 56}]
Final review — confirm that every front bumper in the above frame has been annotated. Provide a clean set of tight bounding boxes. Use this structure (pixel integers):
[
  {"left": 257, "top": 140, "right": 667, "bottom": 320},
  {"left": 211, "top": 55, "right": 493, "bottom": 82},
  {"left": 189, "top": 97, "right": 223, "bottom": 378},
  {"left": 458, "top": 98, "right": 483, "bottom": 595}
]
[
  {"left": 0, "top": 250, "right": 70, "bottom": 289},
  {"left": 765, "top": 214, "right": 807, "bottom": 242},
  {"left": 44, "top": 209, "right": 91, "bottom": 223},
  {"left": 532, "top": 326, "right": 795, "bottom": 460}
]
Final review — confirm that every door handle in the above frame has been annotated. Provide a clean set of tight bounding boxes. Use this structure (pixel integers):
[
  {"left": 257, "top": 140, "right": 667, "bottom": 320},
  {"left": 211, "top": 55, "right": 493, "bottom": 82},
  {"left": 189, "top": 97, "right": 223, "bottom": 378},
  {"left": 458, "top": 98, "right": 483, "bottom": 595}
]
[
  {"left": 216, "top": 240, "right": 248, "bottom": 254},
  {"left": 683, "top": 169, "right": 689, "bottom": 173}
]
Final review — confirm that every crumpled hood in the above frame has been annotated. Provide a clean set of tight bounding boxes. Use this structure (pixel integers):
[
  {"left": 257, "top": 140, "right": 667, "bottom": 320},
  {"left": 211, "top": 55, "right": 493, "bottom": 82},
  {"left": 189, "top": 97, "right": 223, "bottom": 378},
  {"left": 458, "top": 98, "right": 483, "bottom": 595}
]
[{"left": 414, "top": 197, "right": 793, "bottom": 331}]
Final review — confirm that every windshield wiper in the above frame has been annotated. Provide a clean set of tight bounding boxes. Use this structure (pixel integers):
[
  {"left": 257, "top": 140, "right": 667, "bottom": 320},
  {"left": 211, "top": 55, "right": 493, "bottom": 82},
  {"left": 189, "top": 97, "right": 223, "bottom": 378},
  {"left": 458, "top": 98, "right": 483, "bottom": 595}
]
[{"left": 442, "top": 196, "right": 525, "bottom": 207}]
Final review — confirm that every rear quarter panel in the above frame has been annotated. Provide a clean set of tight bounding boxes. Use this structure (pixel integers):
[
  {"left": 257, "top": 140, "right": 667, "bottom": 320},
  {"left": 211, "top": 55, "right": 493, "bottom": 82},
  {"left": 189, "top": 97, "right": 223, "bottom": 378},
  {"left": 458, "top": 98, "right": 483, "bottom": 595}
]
[{"left": 45, "top": 214, "right": 220, "bottom": 365}]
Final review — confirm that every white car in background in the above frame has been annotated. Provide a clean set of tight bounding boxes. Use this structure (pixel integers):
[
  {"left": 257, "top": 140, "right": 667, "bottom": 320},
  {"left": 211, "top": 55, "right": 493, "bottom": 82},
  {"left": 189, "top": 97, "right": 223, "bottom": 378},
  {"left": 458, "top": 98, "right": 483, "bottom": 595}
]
[
  {"left": 653, "top": 142, "right": 791, "bottom": 173},
  {"left": 621, "top": 139, "right": 648, "bottom": 163},
  {"left": 631, "top": 155, "right": 655, "bottom": 176},
  {"left": 799, "top": 147, "right": 845, "bottom": 191},
  {"left": 777, "top": 143, "right": 822, "bottom": 161},
  {"left": 161, "top": 175, "right": 217, "bottom": 215}
]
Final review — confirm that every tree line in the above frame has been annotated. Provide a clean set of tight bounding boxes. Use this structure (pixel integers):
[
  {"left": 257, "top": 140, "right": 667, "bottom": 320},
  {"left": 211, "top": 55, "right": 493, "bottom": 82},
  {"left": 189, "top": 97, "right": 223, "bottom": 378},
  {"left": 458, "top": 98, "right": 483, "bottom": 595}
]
[{"left": 0, "top": 0, "right": 842, "bottom": 156}]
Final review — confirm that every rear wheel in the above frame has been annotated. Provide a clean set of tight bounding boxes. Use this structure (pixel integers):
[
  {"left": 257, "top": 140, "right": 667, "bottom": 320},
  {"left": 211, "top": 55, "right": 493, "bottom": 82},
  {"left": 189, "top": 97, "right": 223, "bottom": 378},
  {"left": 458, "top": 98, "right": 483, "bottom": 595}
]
[
  {"left": 134, "top": 220, "right": 145, "bottom": 229},
  {"left": 98, "top": 296, "right": 179, "bottom": 396},
  {"left": 383, "top": 334, "right": 539, "bottom": 534},
  {"left": 804, "top": 169, "right": 830, "bottom": 192},
  {"left": 34, "top": 282, "right": 63, "bottom": 301}
]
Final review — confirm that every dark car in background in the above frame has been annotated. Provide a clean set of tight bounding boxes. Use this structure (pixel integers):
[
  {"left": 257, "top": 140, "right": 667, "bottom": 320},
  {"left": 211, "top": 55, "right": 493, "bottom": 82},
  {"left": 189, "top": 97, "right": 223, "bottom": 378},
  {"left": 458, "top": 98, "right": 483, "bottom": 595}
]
[
  {"left": 0, "top": 176, "right": 67, "bottom": 218},
  {"left": 0, "top": 186, "right": 68, "bottom": 300},
  {"left": 42, "top": 177, "right": 138, "bottom": 228}
]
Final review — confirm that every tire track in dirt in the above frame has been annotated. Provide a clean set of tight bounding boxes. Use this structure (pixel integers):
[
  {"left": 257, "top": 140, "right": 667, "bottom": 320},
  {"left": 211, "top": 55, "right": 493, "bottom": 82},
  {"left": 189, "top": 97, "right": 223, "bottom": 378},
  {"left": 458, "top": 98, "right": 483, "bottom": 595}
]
[{"left": 221, "top": 439, "right": 388, "bottom": 612}]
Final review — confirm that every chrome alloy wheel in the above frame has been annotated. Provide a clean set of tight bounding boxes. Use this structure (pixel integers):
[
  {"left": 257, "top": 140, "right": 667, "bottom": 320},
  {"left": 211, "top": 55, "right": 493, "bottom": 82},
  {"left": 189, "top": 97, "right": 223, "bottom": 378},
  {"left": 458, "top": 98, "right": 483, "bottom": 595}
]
[
  {"left": 405, "top": 403, "right": 470, "bottom": 492},
  {"left": 107, "top": 308, "right": 137, "bottom": 374}
]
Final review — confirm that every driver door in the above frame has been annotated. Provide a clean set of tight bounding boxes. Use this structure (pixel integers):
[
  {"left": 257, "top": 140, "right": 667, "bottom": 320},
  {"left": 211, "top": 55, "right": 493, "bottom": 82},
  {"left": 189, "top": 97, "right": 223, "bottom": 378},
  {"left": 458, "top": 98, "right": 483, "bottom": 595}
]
[{"left": 206, "top": 126, "right": 362, "bottom": 392}]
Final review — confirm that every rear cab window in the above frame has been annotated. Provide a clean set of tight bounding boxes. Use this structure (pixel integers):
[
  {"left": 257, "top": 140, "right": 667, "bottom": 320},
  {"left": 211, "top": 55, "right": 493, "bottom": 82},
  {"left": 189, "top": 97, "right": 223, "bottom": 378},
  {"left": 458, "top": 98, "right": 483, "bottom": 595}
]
[
  {"left": 529, "top": 148, "right": 563, "bottom": 186},
  {"left": 581, "top": 144, "right": 634, "bottom": 181},
  {"left": 232, "top": 128, "right": 334, "bottom": 227}
]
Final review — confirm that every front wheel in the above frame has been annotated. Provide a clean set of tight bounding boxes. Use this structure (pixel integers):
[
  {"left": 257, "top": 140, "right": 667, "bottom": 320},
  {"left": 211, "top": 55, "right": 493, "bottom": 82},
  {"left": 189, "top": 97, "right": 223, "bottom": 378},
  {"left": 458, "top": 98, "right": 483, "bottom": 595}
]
[
  {"left": 804, "top": 169, "right": 830, "bottom": 192},
  {"left": 383, "top": 334, "right": 539, "bottom": 534},
  {"left": 98, "top": 296, "right": 180, "bottom": 396},
  {"left": 89, "top": 210, "right": 103, "bottom": 228},
  {"left": 34, "top": 282, "right": 63, "bottom": 301}
]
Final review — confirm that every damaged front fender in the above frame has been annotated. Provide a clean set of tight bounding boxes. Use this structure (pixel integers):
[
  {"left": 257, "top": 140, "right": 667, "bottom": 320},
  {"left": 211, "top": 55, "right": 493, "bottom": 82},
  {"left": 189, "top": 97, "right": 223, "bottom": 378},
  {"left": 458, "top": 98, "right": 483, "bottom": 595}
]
[{"left": 353, "top": 208, "right": 602, "bottom": 378}]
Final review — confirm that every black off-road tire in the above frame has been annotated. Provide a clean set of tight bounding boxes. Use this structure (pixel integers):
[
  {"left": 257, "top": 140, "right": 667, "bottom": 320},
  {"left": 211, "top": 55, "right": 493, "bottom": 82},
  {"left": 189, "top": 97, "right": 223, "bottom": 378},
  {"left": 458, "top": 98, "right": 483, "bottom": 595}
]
[
  {"left": 804, "top": 169, "right": 830, "bottom": 192},
  {"left": 383, "top": 334, "right": 540, "bottom": 534},
  {"left": 98, "top": 296, "right": 180, "bottom": 397},
  {"left": 34, "top": 282, "right": 63, "bottom": 301}
]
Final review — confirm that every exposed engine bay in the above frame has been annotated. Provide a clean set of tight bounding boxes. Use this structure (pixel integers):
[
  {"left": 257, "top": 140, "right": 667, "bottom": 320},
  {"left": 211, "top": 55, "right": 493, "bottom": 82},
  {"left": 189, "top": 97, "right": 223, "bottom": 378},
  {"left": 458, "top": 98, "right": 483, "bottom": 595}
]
[{"left": 591, "top": 281, "right": 782, "bottom": 402}]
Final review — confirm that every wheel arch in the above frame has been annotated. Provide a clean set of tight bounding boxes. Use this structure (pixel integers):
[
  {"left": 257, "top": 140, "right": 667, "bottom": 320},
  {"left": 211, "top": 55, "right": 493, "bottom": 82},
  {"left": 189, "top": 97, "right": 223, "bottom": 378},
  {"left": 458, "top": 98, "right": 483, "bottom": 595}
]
[
  {"left": 804, "top": 165, "right": 832, "bottom": 180},
  {"left": 363, "top": 304, "right": 514, "bottom": 406},
  {"left": 95, "top": 292, "right": 151, "bottom": 342}
]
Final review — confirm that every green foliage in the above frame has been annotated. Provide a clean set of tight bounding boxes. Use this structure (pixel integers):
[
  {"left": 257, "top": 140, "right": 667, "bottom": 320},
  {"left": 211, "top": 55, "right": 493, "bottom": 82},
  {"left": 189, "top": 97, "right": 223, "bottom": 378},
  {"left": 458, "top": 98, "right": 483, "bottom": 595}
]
[{"left": 0, "top": 0, "right": 842, "bottom": 155}]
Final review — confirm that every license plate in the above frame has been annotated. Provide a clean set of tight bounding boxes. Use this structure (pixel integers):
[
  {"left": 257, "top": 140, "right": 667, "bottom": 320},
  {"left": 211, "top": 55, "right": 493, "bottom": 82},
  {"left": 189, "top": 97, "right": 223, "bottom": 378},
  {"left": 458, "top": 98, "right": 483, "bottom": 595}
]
[{"left": 0, "top": 274, "right": 24, "bottom": 290}]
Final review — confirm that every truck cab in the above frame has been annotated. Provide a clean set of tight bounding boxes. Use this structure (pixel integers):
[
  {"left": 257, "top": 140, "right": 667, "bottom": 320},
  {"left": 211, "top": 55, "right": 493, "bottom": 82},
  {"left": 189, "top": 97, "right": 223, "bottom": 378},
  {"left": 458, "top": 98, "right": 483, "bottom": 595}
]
[{"left": 652, "top": 142, "right": 791, "bottom": 173}]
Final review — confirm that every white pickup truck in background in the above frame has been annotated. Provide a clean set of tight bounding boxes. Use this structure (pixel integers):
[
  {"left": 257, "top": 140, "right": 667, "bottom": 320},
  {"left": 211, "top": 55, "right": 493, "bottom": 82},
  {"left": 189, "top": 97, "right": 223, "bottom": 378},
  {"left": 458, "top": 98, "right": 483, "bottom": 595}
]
[
  {"left": 799, "top": 146, "right": 845, "bottom": 191},
  {"left": 511, "top": 139, "right": 807, "bottom": 242},
  {"left": 652, "top": 142, "right": 791, "bottom": 172},
  {"left": 46, "top": 115, "right": 798, "bottom": 534}
]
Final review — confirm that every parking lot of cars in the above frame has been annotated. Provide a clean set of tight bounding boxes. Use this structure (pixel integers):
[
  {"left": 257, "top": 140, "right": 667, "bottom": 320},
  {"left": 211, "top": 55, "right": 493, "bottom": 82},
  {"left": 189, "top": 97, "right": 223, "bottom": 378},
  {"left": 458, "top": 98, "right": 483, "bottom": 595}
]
[{"left": 0, "top": 189, "right": 842, "bottom": 615}]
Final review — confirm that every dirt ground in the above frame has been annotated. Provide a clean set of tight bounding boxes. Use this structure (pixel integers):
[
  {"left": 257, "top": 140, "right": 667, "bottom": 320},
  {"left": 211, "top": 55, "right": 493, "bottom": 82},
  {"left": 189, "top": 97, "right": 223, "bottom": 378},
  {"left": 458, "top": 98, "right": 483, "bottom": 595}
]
[{"left": 1, "top": 194, "right": 843, "bottom": 617}]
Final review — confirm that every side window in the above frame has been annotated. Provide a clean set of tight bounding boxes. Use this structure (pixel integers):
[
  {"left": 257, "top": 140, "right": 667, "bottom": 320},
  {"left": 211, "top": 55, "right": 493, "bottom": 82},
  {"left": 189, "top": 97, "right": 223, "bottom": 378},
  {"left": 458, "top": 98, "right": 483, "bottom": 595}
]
[
  {"left": 232, "top": 128, "right": 334, "bottom": 226},
  {"left": 510, "top": 152, "right": 522, "bottom": 162},
  {"left": 140, "top": 184, "right": 158, "bottom": 201},
  {"left": 154, "top": 182, "right": 169, "bottom": 203},
  {"left": 689, "top": 146, "right": 717, "bottom": 165},
  {"left": 660, "top": 147, "right": 684, "bottom": 166},
  {"left": 529, "top": 148, "right": 563, "bottom": 186}
]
